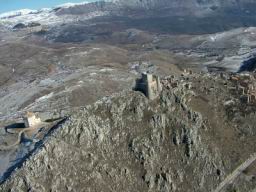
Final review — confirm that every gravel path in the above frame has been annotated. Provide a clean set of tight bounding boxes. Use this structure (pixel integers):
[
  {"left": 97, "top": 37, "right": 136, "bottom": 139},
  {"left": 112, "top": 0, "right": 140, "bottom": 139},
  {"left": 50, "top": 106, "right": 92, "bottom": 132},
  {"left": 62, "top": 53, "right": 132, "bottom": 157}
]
[{"left": 214, "top": 153, "right": 256, "bottom": 192}]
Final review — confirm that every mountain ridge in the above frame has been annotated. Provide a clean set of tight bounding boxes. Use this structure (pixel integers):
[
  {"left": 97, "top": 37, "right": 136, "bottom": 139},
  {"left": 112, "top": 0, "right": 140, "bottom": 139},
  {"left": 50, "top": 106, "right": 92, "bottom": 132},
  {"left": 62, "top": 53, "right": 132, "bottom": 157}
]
[{"left": 2, "top": 0, "right": 256, "bottom": 19}]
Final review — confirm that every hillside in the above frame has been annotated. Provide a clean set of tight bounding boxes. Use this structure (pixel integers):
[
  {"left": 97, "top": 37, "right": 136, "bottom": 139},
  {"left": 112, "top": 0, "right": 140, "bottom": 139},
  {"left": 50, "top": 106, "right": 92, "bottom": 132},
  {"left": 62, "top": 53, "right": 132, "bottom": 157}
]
[
  {"left": 1, "top": 72, "right": 256, "bottom": 191},
  {"left": 0, "top": 0, "right": 256, "bottom": 191}
]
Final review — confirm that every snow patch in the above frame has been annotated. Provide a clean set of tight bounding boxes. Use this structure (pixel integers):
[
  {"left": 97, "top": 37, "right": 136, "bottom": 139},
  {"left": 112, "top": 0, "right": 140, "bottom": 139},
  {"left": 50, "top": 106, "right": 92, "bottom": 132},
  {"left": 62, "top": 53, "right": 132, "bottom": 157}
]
[
  {"left": 210, "top": 36, "right": 217, "bottom": 42},
  {"left": 35, "top": 92, "right": 54, "bottom": 102},
  {"left": 100, "top": 68, "right": 114, "bottom": 72},
  {"left": 65, "top": 51, "right": 88, "bottom": 57},
  {"left": 55, "top": 1, "right": 89, "bottom": 9}
]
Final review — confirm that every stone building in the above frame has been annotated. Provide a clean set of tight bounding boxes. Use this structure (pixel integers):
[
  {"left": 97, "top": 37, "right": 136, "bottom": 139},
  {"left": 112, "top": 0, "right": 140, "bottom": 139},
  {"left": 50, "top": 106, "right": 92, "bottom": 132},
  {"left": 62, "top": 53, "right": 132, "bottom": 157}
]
[
  {"left": 23, "top": 112, "right": 42, "bottom": 128},
  {"left": 135, "top": 73, "right": 162, "bottom": 100},
  {"left": 230, "top": 73, "right": 256, "bottom": 104}
]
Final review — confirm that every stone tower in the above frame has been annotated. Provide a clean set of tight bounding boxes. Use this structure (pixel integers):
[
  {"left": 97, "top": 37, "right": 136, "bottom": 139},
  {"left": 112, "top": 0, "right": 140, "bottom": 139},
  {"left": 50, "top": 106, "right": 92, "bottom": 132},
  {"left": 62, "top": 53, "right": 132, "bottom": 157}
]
[
  {"left": 136, "top": 73, "right": 162, "bottom": 100},
  {"left": 23, "top": 112, "right": 41, "bottom": 128}
]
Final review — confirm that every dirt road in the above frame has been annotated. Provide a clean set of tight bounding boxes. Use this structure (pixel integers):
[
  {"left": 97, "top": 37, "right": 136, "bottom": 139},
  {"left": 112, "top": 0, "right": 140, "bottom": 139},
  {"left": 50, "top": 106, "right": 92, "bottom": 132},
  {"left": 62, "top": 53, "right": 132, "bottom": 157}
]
[{"left": 214, "top": 153, "right": 256, "bottom": 192}]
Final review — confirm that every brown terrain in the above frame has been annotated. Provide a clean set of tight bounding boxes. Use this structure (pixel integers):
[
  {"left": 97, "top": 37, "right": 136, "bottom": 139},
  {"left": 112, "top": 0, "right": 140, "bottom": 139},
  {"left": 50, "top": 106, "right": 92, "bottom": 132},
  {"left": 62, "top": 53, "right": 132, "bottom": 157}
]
[{"left": 0, "top": 0, "right": 256, "bottom": 191}]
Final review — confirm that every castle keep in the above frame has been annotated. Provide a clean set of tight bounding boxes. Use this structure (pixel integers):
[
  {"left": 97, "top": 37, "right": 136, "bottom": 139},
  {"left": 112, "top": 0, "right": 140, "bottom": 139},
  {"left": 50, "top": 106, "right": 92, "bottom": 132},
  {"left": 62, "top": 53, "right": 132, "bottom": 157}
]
[{"left": 136, "top": 73, "right": 162, "bottom": 100}]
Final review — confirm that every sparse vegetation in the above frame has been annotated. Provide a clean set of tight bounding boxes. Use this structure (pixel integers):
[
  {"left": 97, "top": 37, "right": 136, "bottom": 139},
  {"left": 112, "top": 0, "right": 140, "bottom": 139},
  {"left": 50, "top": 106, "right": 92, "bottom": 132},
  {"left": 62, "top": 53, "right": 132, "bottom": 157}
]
[{"left": 0, "top": 0, "right": 256, "bottom": 191}]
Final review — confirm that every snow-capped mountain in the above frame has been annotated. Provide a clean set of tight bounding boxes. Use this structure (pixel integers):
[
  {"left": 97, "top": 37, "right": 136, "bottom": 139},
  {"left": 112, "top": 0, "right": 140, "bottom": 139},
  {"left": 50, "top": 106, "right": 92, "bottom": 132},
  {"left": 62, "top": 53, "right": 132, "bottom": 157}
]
[
  {"left": 1, "top": 0, "right": 256, "bottom": 29},
  {"left": 0, "top": 1, "right": 93, "bottom": 20},
  {"left": 0, "top": 2, "right": 109, "bottom": 28},
  {"left": 0, "top": 9, "right": 60, "bottom": 27},
  {"left": 0, "top": 9, "right": 38, "bottom": 19},
  {"left": 55, "top": 1, "right": 90, "bottom": 9}
]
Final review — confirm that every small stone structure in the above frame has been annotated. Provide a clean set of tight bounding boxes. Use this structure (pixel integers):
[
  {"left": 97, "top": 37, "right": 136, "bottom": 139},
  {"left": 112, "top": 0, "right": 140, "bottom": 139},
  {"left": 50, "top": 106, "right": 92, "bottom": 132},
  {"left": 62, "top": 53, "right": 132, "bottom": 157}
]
[
  {"left": 183, "top": 69, "right": 193, "bottom": 76},
  {"left": 135, "top": 73, "right": 162, "bottom": 100},
  {"left": 230, "top": 73, "right": 256, "bottom": 104},
  {"left": 23, "top": 112, "right": 42, "bottom": 128}
]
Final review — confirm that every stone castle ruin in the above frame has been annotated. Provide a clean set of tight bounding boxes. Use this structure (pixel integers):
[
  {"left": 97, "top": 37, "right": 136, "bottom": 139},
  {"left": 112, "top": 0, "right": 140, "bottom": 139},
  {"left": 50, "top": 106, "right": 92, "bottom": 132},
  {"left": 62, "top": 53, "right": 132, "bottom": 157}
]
[
  {"left": 23, "top": 112, "right": 42, "bottom": 128},
  {"left": 135, "top": 73, "right": 162, "bottom": 100}
]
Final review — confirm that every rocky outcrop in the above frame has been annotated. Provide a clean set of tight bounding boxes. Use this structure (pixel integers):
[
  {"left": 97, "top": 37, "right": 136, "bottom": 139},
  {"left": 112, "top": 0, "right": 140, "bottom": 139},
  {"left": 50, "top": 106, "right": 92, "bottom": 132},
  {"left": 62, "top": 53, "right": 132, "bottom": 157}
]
[{"left": 0, "top": 81, "right": 225, "bottom": 192}]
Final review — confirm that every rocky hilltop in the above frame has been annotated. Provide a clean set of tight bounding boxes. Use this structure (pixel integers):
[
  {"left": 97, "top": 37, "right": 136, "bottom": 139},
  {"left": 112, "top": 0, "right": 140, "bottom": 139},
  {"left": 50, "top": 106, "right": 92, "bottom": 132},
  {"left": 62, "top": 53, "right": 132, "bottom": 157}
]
[
  {"left": 1, "top": 72, "right": 256, "bottom": 192},
  {"left": 1, "top": 0, "right": 256, "bottom": 191}
]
